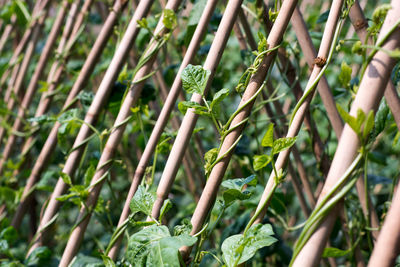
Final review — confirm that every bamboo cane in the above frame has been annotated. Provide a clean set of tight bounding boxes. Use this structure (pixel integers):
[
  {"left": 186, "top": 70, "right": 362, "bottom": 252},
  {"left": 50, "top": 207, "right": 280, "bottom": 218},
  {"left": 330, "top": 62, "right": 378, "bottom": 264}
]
[
  {"left": 0, "top": 0, "right": 70, "bottom": 177},
  {"left": 58, "top": 2, "right": 182, "bottom": 265},
  {"left": 27, "top": 0, "right": 153, "bottom": 255},
  {"left": 292, "top": 1, "right": 400, "bottom": 265},
  {"left": 107, "top": 0, "right": 219, "bottom": 259}
]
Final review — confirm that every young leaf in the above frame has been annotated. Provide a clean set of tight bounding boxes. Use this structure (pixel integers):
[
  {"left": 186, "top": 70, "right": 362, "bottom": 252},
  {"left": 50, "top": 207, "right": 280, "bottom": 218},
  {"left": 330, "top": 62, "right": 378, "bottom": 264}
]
[
  {"left": 272, "top": 137, "right": 297, "bottom": 155},
  {"left": 125, "top": 225, "right": 196, "bottom": 267},
  {"left": 338, "top": 61, "right": 352, "bottom": 88},
  {"left": 101, "top": 255, "right": 116, "bottom": 267},
  {"left": 60, "top": 172, "right": 72, "bottom": 186},
  {"left": 159, "top": 199, "right": 172, "bottom": 222},
  {"left": 222, "top": 224, "right": 277, "bottom": 267},
  {"left": 221, "top": 175, "right": 257, "bottom": 206},
  {"left": 363, "top": 111, "right": 375, "bottom": 141},
  {"left": 261, "top": 123, "right": 274, "bottom": 147},
  {"left": 180, "top": 64, "right": 211, "bottom": 95},
  {"left": 336, "top": 104, "right": 358, "bottom": 134},
  {"left": 253, "top": 154, "right": 272, "bottom": 171},
  {"left": 204, "top": 148, "right": 218, "bottom": 175},
  {"left": 162, "top": 9, "right": 177, "bottom": 30},
  {"left": 129, "top": 185, "right": 155, "bottom": 216},
  {"left": 322, "top": 247, "right": 350, "bottom": 258},
  {"left": 210, "top": 88, "right": 230, "bottom": 110},
  {"left": 178, "top": 101, "right": 209, "bottom": 116}
]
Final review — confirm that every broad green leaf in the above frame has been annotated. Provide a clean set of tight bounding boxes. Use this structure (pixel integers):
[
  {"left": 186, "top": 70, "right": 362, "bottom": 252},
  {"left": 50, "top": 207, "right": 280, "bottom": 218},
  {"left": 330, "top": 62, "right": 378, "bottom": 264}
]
[
  {"left": 222, "top": 189, "right": 252, "bottom": 207},
  {"left": 222, "top": 224, "right": 277, "bottom": 267},
  {"left": 28, "top": 114, "right": 55, "bottom": 124},
  {"left": 356, "top": 108, "right": 366, "bottom": 131},
  {"left": 70, "top": 254, "right": 103, "bottom": 267},
  {"left": 60, "top": 172, "right": 72, "bottom": 185},
  {"left": 162, "top": 9, "right": 177, "bottom": 30},
  {"left": 261, "top": 123, "right": 274, "bottom": 147},
  {"left": 174, "top": 218, "right": 192, "bottom": 236},
  {"left": 204, "top": 148, "right": 218, "bottom": 174},
  {"left": 211, "top": 88, "right": 230, "bottom": 110},
  {"left": 0, "top": 227, "right": 17, "bottom": 244},
  {"left": 363, "top": 111, "right": 375, "bottom": 141},
  {"left": 184, "top": 0, "right": 207, "bottom": 46},
  {"left": 101, "top": 255, "right": 116, "bottom": 267},
  {"left": 272, "top": 137, "right": 297, "bottom": 155},
  {"left": 24, "top": 246, "right": 52, "bottom": 266},
  {"left": 221, "top": 175, "right": 257, "bottom": 191},
  {"left": 336, "top": 104, "right": 358, "bottom": 134},
  {"left": 322, "top": 247, "right": 350, "bottom": 258},
  {"left": 253, "top": 154, "right": 272, "bottom": 171},
  {"left": 83, "top": 164, "right": 95, "bottom": 187},
  {"left": 181, "top": 64, "right": 211, "bottom": 95},
  {"left": 338, "top": 61, "right": 352, "bottom": 88},
  {"left": 129, "top": 185, "right": 155, "bottom": 216},
  {"left": 178, "top": 101, "right": 209, "bottom": 116},
  {"left": 125, "top": 225, "right": 197, "bottom": 267},
  {"left": 372, "top": 100, "right": 389, "bottom": 138},
  {"left": 159, "top": 199, "right": 172, "bottom": 222}
]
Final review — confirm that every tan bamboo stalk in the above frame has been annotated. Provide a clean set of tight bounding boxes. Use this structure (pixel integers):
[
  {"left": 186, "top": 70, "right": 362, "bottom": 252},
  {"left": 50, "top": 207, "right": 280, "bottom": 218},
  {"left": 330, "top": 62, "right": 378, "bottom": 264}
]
[
  {"left": 292, "top": 1, "right": 400, "bottom": 265},
  {"left": 58, "top": 2, "right": 181, "bottom": 265},
  {"left": 253, "top": 0, "right": 344, "bottom": 225},
  {"left": 349, "top": 0, "right": 400, "bottom": 131},
  {"left": 9, "top": 0, "right": 129, "bottom": 183},
  {"left": 0, "top": 0, "right": 82, "bottom": 172},
  {"left": 28, "top": 0, "right": 153, "bottom": 254},
  {"left": 368, "top": 181, "right": 400, "bottom": 267},
  {"left": 0, "top": 14, "right": 16, "bottom": 54},
  {"left": 151, "top": 0, "right": 244, "bottom": 222},
  {"left": 0, "top": 3, "right": 50, "bottom": 146},
  {"left": 234, "top": 20, "right": 312, "bottom": 214},
  {"left": 0, "top": 1, "right": 70, "bottom": 176},
  {"left": 107, "top": 0, "right": 218, "bottom": 259},
  {"left": 181, "top": 0, "right": 299, "bottom": 259},
  {"left": 0, "top": 0, "right": 48, "bottom": 91}
]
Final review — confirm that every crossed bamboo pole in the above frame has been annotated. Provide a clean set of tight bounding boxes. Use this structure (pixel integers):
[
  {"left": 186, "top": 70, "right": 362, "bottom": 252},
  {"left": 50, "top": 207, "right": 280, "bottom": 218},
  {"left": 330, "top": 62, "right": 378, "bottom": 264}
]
[
  {"left": 27, "top": 0, "right": 154, "bottom": 255},
  {"left": 0, "top": 0, "right": 70, "bottom": 175},
  {"left": 107, "top": 0, "right": 219, "bottom": 259},
  {"left": 57, "top": 2, "right": 182, "bottom": 265},
  {"left": 293, "top": 0, "right": 400, "bottom": 265},
  {"left": 11, "top": 0, "right": 130, "bottom": 229}
]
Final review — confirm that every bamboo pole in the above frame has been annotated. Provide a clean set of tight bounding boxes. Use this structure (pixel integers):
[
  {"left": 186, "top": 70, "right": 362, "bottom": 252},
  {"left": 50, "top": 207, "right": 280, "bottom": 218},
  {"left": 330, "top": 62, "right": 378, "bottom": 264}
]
[
  {"left": 27, "top": 0, "right": 153, "bottom": 255},
  {"left": 58, "top": 2, "right": 182, "bottom": 265},
  {"left": 0, "top": 0, "right": 70, "bottom": 176},
  {"left": 348, "top": 0, "right": 400, "bottom": 131},
  {"left": 368, "top": 181, "right": 400, "bottom": 267},
  {"left": 0, "top": 0, "right": 82, "bottom": 173},
  {"left": 253, "top": 0, "right": 344, "bottom": 225},
  {"left": 179, "top": 0, "right": 299, "bottom": 259},
  {"left": 107, "top": 0, "right": 219, "bottom": 259},
  {"left": 292, "top": 1, "right": 400, "bottom": 265}
]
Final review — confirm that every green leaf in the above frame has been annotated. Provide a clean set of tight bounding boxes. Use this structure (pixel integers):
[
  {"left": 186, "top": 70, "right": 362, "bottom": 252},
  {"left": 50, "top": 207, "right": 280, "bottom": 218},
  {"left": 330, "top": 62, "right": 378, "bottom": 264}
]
[
  {"left": 178, "top": 101, "right": 209, "bottom": 116},
  {"left": 336, "top": 104, "right": 358, "bottom": 134},
  {"left": 0, "top": 227, "right": 17, "bottom": 244},
  {"left": 159, "top": 199, "right": 172, "bottom": 222},
  {"left": 101, "top": 255, "right": 116, "bottom": 267},
  {"left": 356, "top": 108, "right": 366, "bottom": 131},
  {"left": 222, "top": 224, "right": 277, "bottom": 267},
  {"left": 261, "top": 123, "right": 274, "bottom": 147},
  {"left": 129, "top": 185, "right": 155, "bottom": 216},
  {"left": 83, "top": 164, "right": 95, "bottom": 187},
  {"left": 162, "top": 9, "right": 177, "bottom": 30},
  {"left": 25, "top": 247, "right": 52, "bottom": 266},
  {"left": 272, "top": 137, "right": 297, "bottom": 155},
  {"left": 60, "top": 172, "right": 72, "bottom": 185},
  {"left": 253, "top": 154, "right": 272, "bottom": 171},
  {"left": 174, "top": 218, "right": 192, "bottom": 236},
  {"left": 204, "top": 148, "right": 218, "bottom": 175},
  {"left": 180, "top": 64, "right": 211, "bottom": 95},
  {"left": 338, "top": 61, "right": 352, "bottom": 88},
  {"left": 221, "top": 175, "right": 256, "bottom": 206},
  {"left": 210, "top": 88, "right": 230, "bottom": 110},
  {"left": 363, "top": 111, "right": 375, "bottom": 141},
  {"left": 257, "top": 32, "right": 268, "bottom": 53},
  {"left": 322, "top": 247, "right": 350, "bottom": 258},
  {"left": 125, "top": 225, "right": 197, "bottom": 267}
]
